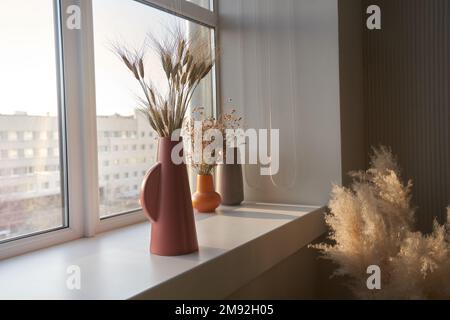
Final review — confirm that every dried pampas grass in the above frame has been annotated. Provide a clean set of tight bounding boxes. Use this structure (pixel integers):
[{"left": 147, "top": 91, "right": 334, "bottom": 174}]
[{"left": 313, "top": 146, "right": 450, "bottom": 299}]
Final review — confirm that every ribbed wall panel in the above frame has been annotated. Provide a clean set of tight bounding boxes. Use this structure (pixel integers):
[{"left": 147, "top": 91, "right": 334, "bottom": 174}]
[{"left": 363, "top": 0, "right": 450, "bottom": 232}]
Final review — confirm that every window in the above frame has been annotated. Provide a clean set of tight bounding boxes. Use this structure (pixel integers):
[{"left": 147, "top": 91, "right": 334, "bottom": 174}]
[
  {"left": 8, "top": 132, "right": 18, "bottom": 141},
  {"left": 24, "top": 149, "right": 34, "bottom": 158},
  {"left": 0, "top": 0, "right": 66, "bottom": 243},
  {"left": 92, "top": 0, "right": 216, "bottom": 218},
  {"left": 0, "top": 0, "right": 217, "bottom": 258},
  {"left": 8, "top": 150, "right": 18, "bottom": 160},
  {"left": 24, "top": 132, "right": 33, "bottom": 141}
]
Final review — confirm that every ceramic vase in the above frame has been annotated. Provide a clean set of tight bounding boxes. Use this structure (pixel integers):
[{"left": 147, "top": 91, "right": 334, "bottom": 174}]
[
  {"left": 140, "top": 138, "right": 198, "bottom": 256},
  {"left": 216, "top": 148, "right": 244, "bottom": 206},
  {"left": 192, "top": 174, "right": 221, "bottom": 213}
]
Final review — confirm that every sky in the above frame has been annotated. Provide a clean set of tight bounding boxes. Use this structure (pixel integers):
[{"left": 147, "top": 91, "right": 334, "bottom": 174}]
[
  {"left": 0, "top": 0, "right": 58, "bottom": 115},
  {"left": 0, "top": 0, "right": 211, "bottom": 117}
]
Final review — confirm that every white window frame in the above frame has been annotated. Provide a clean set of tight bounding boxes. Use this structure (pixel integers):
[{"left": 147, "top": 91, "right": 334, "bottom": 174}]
[{"left": 0, "top": 0, "right": 219, "bottom": 260}]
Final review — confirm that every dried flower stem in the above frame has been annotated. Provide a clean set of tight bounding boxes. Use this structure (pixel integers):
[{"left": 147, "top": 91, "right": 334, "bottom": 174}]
[{"left": 113, "top": 28, "right": 216, "bottom": 138}]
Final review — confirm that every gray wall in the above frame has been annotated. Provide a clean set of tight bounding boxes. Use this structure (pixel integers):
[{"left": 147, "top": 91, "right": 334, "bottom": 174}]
[
  {"left": 227, "top": 239, "right": 355, "bottom": 300},
  {"left": 363, "top": 0, "right": 450, "bottom": 232},
  {"left": 227, "top": 246, "right": 320, "bottom": 300},
  {"left": 338, "top": 0, "right": 366, "bottom": 186},
  {"left": 219, "top": 0, "right": 342, "bottom": 206}
]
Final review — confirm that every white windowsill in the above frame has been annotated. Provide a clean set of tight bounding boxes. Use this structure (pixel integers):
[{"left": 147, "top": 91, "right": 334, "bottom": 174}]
[{"left": 0, "top": 202, "right": 326, "bottom": 300}]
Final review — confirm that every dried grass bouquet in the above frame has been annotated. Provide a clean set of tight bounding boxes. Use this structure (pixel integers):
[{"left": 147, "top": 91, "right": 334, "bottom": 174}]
[
  {"left": 313, "top": 146, "right": 450, "bottom": 299},
  {"left": 219, "top": 109, "right": 243, "bottom": 159},
  {"left": 184, "top": 107, "right": 224, "bottom": 176},
  {"left": 113, "top": 27, "right": 216, "bottom": 138},
  {"left": 183, "top": 108, "right": 242, "bottom": 175}
]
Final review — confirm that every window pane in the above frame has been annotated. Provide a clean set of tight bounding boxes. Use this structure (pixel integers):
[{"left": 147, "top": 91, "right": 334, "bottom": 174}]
[
  {"left": 186, "top": 0, "right": 213, "bottom": 11},
  {"left": 0, "top": 0, "right": 66, "bottom": 241},
  {"left": 92, "top": 0, "right": 215, "bottom": 218}
]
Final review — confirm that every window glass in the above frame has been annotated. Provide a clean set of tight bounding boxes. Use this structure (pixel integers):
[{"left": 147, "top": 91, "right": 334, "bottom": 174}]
[
  {"left": 93, "top": 0, "right": 215, "bottom": 218},
  {"left": 0, "top": 0, "right": 66, "bottom": 242}
]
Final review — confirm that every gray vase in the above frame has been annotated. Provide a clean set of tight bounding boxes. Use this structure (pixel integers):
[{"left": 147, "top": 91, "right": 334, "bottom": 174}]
[{"left": 216, "top": 148, "right": 244, "bottom": 206}]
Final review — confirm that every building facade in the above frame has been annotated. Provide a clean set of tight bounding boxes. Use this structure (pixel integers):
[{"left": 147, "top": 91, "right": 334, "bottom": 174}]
[{"left": 0, "top": 112, "right": 157, "bottom": 240}]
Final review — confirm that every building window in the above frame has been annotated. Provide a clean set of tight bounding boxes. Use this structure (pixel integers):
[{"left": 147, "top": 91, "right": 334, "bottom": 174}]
[
  {"left": 99, "top": 146, "right": 109, "bottom": 152},
  {"left": 8, "top": 132, "right": 18, "bottom": 141},
  {"left": 8, "top": 150, "right": 18, "bottom": 159},
  {"left": 24, "top": 149, "right": 34, "bottom": 158}
]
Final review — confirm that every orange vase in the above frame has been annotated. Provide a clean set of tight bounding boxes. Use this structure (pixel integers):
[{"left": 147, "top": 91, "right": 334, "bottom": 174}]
[{"left": 192, "top": 174, "right": 222, "bottom": 213}]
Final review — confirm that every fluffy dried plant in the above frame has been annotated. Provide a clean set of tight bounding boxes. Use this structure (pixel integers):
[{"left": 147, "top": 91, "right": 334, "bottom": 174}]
[
  {"left": 184, "top": 107, "right": 225, "bottom": 176},
  {"left": 313, "top": 146, "right": 450, "bottom": 299},
  {"left": 113, "top": 27, "right": 216, "bottom": 138},
  {"left": 218, "top": 109, "right": 242, "bottom": 157}
]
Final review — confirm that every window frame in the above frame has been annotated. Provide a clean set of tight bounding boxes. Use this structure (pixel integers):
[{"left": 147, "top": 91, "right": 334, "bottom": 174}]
[{"left": 0, "top": 0, "right": 220, "bottom": 260}]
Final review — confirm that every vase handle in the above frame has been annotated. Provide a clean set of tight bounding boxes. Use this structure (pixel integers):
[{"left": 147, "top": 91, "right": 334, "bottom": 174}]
[{"left": 140, "top": 163, "right": 162, "bottom": 223}]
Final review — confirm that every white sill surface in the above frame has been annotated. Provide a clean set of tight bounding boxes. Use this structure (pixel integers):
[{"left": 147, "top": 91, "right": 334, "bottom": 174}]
[{"left": 0, "top": 202, "right": 326, "bottom": 300}]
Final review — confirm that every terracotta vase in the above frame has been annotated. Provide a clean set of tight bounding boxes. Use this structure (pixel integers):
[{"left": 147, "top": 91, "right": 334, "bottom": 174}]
[
  {"left": 216, "top": 148, "right": 244, "bottom": 206},
  {"left": 140, "top": 138, "right": 198, "bottom": 256},
  {"left": 192, "top": 174, "right": 221, "bottom": 213}
]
